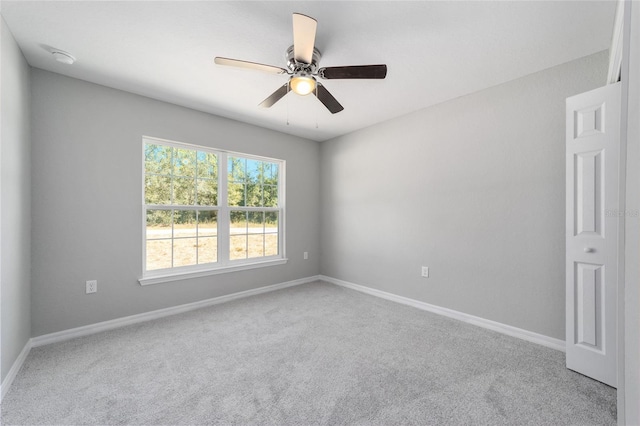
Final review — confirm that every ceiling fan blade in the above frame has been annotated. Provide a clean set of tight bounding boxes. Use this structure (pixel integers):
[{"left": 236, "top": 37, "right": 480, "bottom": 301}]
[
  {"left": 318, "top": 64, "right": 387, "bottom": 79},
  {"left": 314, "top": 82, "right": 344, "bottom": 114},
  {"left": 292, "top": 13, "right": 317, "bottom": 64},
  {"left": 259, "top": 83, "right": 290, "bottom": 108},
  {"left": 214, "top": 57, "right": 287, "bottom": 75}
]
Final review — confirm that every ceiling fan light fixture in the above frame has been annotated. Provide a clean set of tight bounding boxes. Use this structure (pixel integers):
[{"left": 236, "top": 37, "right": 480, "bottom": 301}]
[
  {"left": 290, "top": 75, "right": 316, "bottom": 96},
  {"left": 216, "top": 13, "right": 386, "bottom": 114}
]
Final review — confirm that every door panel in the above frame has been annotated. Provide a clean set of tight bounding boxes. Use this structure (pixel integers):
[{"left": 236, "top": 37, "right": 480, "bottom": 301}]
[
  {"left": 574, "top": 150, "right": 604, "bottom": 237},
  {"left": 575, "top": 262, "right": 602, "bottom": 349},
  {"left": 566, "top": 83, "right": 620, "bottom": 388}
]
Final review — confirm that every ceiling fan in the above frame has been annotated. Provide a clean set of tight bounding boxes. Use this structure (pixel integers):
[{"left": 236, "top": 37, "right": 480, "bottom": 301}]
[{"left": 214, "top": 13, "right": 387, "bottom": 114}]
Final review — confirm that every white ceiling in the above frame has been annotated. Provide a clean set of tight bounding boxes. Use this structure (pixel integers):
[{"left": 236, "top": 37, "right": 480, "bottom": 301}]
[{"left": 1, "top": 1, "right": 616, "bottom": 142}]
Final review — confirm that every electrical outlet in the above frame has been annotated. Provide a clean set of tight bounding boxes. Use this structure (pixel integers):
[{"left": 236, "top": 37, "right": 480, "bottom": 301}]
[
  {"left": 86, "top": 280, "right": 97, "bottom": 294},
  {"left": 303, "top": 252, "right": 309, "bottom": 260},
  {"left": 421, "top": 267, "right": 429, "bottom": 278}
]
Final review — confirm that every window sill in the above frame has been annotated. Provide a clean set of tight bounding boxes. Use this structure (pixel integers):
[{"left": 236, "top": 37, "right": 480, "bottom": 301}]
[{"left": 139, "top": 258, "right": 288, "bottom": 286}]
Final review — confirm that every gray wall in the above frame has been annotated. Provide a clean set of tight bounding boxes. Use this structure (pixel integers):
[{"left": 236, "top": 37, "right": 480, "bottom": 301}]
[
  {"left": 30, "top": 69, "right": 320, "bottom": 336},
  {"left": 1, "top": 18, "right": 32, "bottom": 382},
  {"left": 320, "top": 51, "right": 608, "bottom": 340}
]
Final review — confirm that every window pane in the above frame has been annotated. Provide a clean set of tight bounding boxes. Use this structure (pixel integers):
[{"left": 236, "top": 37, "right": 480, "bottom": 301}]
[
  {"left": 174, "top": 210, "right": 196, "bottom": 238},
  {"left": 246, "top": 183, "right": 261, "bottom": 207},
  {"left": 268, "top": 163, "right": 279, "bottom": 184},
  {"left": 173, "top": 177, "right": 196, "bottom": 205},
  {"left": 197, "top": 151, "right": 217, "bottom": 179},
  {"left": 263, "top": 185, "right": 278, "bottom": 207},
  {"left": 173, "top": 238, "right": 197, "bottom": 267},
  {"left": 246, "top": 159, "right": 261, "bottom": 184},
  {"left": 265, "top": 211, "right": 278, "bottom": 256},
  {"left": 145, "top": 175, "right": 171, "bottom": 205},
  {"left": 230, "top": 211, "right": 247, "bottom": 235},
  {"left": 228, "top": 182, "right": 245, "bottom": 206},
  {"left": 198, "top": 237, "right": 217, "bottom": 264},
  {"left": 146, "top": 209, "right": 172, "bottom": 240},
  {"left": 230, "top": 235, "right": 247, "bottom": 260},
  {"left": 262, "top": 163, "right": 273, "bottom": 183},
  {"left": 173, "top": 148, "right": 196, "bottom": 177},
  {"left": 248, "top": 234, "right": 265, "bottom": 258},
  {"left": 145, "top": 144, "right": 172, "bottom": 175},
  {"left": 197, "top": 179, "right": 217, "bottom": 206},
  {"left": 248, "top": 211, "right": 264, "bottom": 234},
  {"left": 265, "top": 211, "right": 278, "bottom": 229},
  {"left": 229, "top": 157, "right": 246, "bottom": 182},
  {"left": 146, "top": 239, "right": 172, "bottom": 270},
  {"left": 198, "top": 211, "right": 217, "bottom": 237},
  {"left": 265, "top": 234, "right": 278, "bottom": 256}
]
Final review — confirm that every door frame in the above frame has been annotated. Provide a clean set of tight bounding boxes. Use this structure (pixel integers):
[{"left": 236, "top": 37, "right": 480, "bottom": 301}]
[{"left": 618, "top": 0, "right": 640, "bottom": 424}]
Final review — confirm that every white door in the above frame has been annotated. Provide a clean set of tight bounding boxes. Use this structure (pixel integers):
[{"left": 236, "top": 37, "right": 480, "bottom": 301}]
[{"left": 566, "top": 82, "right": 621, "bottom": 388}]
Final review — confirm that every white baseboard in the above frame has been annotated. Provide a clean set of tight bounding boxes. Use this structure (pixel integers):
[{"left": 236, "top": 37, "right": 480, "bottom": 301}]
[
  {"left": 320, "top": 275, "right": 566, "bottom": 352},
  {"left": 32, "top": 275, "right": 319, "bottom": 348},
  {"left": 1, "top": 339, "right": 32, "bottom": 402}
]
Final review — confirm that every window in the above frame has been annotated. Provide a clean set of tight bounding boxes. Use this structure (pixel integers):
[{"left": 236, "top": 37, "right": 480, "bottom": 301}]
[
  {"left": 141, "top": 137, "right": 285, "bottom": 284},
  {"left": 227, "top": 156, "right": 280, "bottom": 260}
]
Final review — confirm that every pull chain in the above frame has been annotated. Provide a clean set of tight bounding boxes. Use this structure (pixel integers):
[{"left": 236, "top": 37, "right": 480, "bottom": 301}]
[
  {"left": 315, "top": 84, "right": 319, "bottom": 129},
  {"left": 286, "top": 84, "right": 290, "bottom": 126}
]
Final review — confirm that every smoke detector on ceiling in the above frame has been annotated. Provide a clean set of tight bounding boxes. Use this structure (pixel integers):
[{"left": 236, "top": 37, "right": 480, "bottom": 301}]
[{"left": 51, "top": 50, "right": 75, "bottom": 65}]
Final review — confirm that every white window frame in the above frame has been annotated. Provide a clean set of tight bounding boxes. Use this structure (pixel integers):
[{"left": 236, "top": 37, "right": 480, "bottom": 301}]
[{"left": 139, "top": 136, "right": 286, "bottom": 286}]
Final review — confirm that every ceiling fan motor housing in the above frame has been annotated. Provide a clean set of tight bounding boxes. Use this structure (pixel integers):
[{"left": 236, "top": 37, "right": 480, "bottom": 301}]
[{"left": 286, "top": 45, "right": 321, "bottom": 75}]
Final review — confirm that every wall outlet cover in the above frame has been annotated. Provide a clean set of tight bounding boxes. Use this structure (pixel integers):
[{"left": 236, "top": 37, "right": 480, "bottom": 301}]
[{"left": 86, "top": 280, "right": 97, "bottom": 294}]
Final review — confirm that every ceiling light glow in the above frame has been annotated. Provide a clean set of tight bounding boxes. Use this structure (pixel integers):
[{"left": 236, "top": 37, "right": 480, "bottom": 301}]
[{"left": 290, "top": 76, "right": 316, "bottom": 96}]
